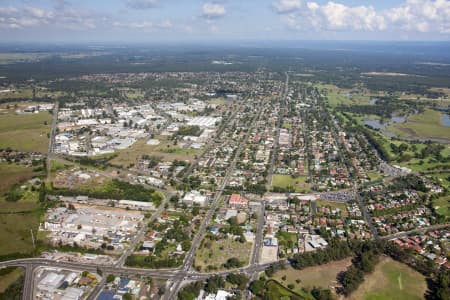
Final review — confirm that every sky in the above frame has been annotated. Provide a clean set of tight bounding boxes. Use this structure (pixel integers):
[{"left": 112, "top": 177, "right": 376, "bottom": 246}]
[{"left": 0, "top": 0, "right": 449, "bottom": 42}]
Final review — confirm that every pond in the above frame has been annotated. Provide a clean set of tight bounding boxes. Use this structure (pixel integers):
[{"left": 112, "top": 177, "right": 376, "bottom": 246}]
[
  {"left": 364, "top": 118, "right": 386, "bottom": 130},
  {"left": 442, "top": 113, "right": 450, "bottom": 127}
]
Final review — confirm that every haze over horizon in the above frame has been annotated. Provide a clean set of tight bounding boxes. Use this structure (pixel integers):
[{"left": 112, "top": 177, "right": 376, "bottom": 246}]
[{"left": 0, "top": 0, "right": 449, "bottom": 42}]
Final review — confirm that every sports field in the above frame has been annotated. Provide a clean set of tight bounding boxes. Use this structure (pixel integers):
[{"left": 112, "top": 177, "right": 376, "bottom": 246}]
[{"left": 271, "top": 174, "right": 311, "bottom": 192}]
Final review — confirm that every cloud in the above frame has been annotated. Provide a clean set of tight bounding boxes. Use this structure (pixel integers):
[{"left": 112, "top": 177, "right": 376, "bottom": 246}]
[
  {"left": 114, "top": 19, "right": 173, "bottom": 31},
  {"left": 277, "top": 0, "right": 449, "bottom": 34},
  {"left": 201, "top": 3, "right": 226, "bottom": 19},
  {"left": 273, "top": 0, "right": 302, "bottom": 14},
  {"left": 0, "top": 5, "right": 98, "bottom": 30},
  {"left": 385, "top": 0, "right": 450, "bottom": 33},
  {"left": 126, "top": 0, "right": 159, "bottom": 10}
]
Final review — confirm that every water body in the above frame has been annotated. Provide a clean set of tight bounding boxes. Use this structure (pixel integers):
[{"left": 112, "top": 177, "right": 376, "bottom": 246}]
[
  {"left": 442, "top": 114, "right": 450, "bottom": 127},
  {"left": 364, "top": 118, "right": 386, "bottom": 130},
  {"left": 364, "top": 114, "right": 408, "bottom": 130}
]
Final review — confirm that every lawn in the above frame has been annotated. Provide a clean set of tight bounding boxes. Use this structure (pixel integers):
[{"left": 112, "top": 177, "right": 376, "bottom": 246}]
[
  {"left": 271, "top": 174, "right": 311, "bottom": 192},
  {"left": 110, "top": 137, "right": 201, "bottom": 167},
  {"left": 349, "top": 257, "right": 427, "bottom": 300},
  {"left": 433, "top": 195, "right": 450, "bottom": 218},
  {"left": 194, "top": 237, "right": 252, "bottom": 272},
  {"left": 273, "top": 258, "right": 352, "bottom": 292},
  {"left": 0, "top": 111, "right": 52, "bottom": 152},
  {"left": 0, "top": 162, "right": 38, "bottom": 195},
  {"left": 387, "top": 109, "right": 450, "bottom": 141}
]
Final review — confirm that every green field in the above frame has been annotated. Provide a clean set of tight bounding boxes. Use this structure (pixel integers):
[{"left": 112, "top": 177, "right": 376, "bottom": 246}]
[
  {"left": 110, "top": 137, "right": 201, "bottom": 167},
  {"left": 271, "top": 174, "right": 311, "bottom": 192},
  {"left": 0, "top": 111, "right": 52, "bottom": 152},
  {"left": 194, "top": 237, "right": 252, "bottom": 272},
  {"left": 317, "top": 84, "right": 371, "bottom": 107},
  {"left": 0, "top": 88, "right": 33, "bottom": 99},
  {"left": 387, "top": 109, "right": 450, "bottom": 141},
  {"left": 208, "top": 98, "right": 226, "bottom": 105},
  {"left": 0, "top": 209, "right": 41, "bottom": 256},
  {"left": 433, "top": 195, "right": 450, "bottom": 218},
  {"left": 0, "top": 163, "right": 38, "bottom": 195},
  {"left": 350, "top": 257, "right": 427, "bottom": 300},
  {"left": 273, "top": 258, "right": 352, "bottom": 292},
  {"left": 265, "top": 280, "right": 306, "bottom": 300}
]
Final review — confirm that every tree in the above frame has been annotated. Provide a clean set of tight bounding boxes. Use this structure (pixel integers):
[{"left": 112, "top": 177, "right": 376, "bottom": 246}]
[
  {"left": 249, "top": 279, "right": 265, "bottom": 296},
  {"left": 106, "top": 274, "right": 115, "bottom": 283},
  {"left": 226, "top": 273, "right": 248, "bottom": 290},
  {"left": 123, "top": 293, "right": 132, "bottom": 300},
  {"left": 205, "top": 276, "right": 225, "bottom": 294},
  {"left": 181, "top": 240, "right": 192, "bottom": 252},
  {"left": 39, "top": 182, "right": 46, "bottom": 202},
  {"left": 311, "top": 288, "right": 334, "bottom": 300}
]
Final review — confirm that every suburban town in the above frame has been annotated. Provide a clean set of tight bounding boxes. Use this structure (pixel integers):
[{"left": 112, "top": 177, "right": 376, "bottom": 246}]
[
  {"left": 0, "top": 3, "right": 450, "bottom": 297},
  {"left": 1, "top": 66, "right": 449, "bottom": 300}
]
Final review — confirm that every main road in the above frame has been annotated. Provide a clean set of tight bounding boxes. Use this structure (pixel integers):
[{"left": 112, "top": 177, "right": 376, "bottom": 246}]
[
  {"left": 266, "top": 72, "right": 289, "bottom": 186},
  {"left": 164, "top": 102, "right": 264, "bottom": 300},
  {"left": 46, "top": 100, "right": 59, "bottom": 182}
]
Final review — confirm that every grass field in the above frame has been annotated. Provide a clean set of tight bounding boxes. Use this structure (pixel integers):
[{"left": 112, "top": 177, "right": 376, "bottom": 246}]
[
  {"left": 0, "top": 163, "right": 38, "bottom": 195},
  {"left": 194, "top": 237, "right": 252, "bottom": 272},
  {"left": 367, "top": 172, "right": 384, "bottom": 182},
  {"left": 110, "top": 137, "right": 201, "bottom": 167},
  {"left": 0, "top": 88, "right": 33, "bottom": 99},
  {"left": 426, "top": 172, "right": 450, "bottom": 190},
  {"left": 265, "top": 280, "right": 310, "bottom": 300},
  {"left": 208, "top": 98, "right": 226, "bottom": 105},
  {"left": 273, "top": 258, "right": 352, "bottom": 292},
  {"left": 349, "top": 257, "right": 427, "bottom": 300},
  {"left": 0, "top": 267, "right": 23, "bottom": 293},
  {"left": 433, "top": 195, "right": 450, "bottom": 218},
  {"left": 387, "top": 109, "right": 450, "bottom": 141},
  {"left": 0, "top": 209, "right": 41, "bottom": 256},
  {"left": 316, "top": 84, "right": 371, "bottom": 107},
  {"left": 271, "top": 174, "right": 311, "bottom": 192},
  {"left": 0, "top": 111, "right": 52, "bottom": 152}
]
